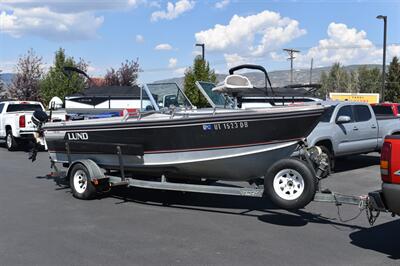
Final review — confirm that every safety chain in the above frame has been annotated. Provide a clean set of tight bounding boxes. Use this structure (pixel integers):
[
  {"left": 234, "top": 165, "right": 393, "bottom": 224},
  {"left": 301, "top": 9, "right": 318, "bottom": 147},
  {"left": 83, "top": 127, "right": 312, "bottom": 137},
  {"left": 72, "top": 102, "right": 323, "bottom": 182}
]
[
  {"left": 365, "top": 200, "right": 381, "bottom": 226},
  {"left": 333, "top": 195, "right": 381, "bottom": 226},
  {"left": 334, "top": 194, "right": 366, "bottom": 223}
]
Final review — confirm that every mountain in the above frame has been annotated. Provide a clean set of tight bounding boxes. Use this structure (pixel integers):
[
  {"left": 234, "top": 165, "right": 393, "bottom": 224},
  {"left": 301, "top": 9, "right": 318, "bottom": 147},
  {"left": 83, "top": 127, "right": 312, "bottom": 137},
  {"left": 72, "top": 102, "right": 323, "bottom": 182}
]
[
  {"left": 0, "top": 73, "right": 14, "bottom": 96},
  {"left": 0, "top": 73, "right": 15, "bottom": 87},
  {"left": 154, "top": 64, "right": 382, "bottom": 88}
]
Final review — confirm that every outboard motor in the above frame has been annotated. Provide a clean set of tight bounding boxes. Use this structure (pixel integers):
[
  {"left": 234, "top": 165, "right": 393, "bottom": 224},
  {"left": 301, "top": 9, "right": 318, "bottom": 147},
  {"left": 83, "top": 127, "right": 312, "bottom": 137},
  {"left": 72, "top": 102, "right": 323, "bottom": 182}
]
[
  {"left": 29, "top": 110, "right": 49, "bottom": 162},
  {"left": 32, "top": 110, "right": 49, "bottom": 128}
]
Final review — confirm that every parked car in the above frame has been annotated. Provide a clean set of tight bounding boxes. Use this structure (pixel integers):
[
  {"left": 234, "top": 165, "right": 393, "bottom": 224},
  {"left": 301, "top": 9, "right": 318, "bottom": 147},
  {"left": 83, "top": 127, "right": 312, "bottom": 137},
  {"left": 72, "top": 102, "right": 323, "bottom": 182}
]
[
  {"left": 369, "top": 135, "right": 400, "bottom": 215},
  {"left": 306, "top": 101, "right": 400, "bottom": 170},
  {"left": 371, "top": 102, "right": 400, "bottom": 117},
  {"left": 0, "top": 100, "right": 46, "bottom": 150}
]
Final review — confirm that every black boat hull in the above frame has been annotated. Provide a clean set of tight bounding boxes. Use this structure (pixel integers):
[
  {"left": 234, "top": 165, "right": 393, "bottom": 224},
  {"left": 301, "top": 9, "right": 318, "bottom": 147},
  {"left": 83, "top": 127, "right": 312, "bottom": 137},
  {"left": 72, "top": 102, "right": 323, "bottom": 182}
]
[{"left": 44, "top": 107, "right": 324, "bottom": 181}]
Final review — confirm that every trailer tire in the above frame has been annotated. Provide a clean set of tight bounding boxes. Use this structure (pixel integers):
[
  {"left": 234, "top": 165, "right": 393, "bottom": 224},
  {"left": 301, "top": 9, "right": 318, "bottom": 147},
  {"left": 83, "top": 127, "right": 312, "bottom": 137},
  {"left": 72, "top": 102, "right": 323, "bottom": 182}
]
[
  {"left": 264, "top": 158, "right": 317, "bottom": 210},
  {"left": 69, "top": 163, "right": 97, "bottom": 200},
  {"left": 6, "top": 130, "right": 18, "bottom": 151}
]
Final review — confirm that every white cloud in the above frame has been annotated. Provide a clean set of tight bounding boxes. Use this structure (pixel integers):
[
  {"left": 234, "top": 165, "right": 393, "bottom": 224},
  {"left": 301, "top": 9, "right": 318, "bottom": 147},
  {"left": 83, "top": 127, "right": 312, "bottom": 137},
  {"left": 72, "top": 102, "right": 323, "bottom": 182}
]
[
  {"left": 155, "top": 43, "right": 173, "bottom": 50},
  {"left": 1, "top": 0, "right": 142, "bottom": 13},
  {"left": 195, "top": 10, "right": 306, "bottom": 68},
  {"left": 388, "top": 44, "right": 400, "bottom": 59},
  {"left": 135, "top": 34, "right": 144, "bottom": 43},
  {"left": 215, "top": 0, "right": 230, "bottom": 9},
  {"left": 0, "top": 8, "right": 104, "bottom": 41},
  {"left": 0, "top": 60, "right": 16, "bottom": 73},
  {"left": 87, "top": 65, "right": 97, "bottom": 74},
  {"left": 192, "top": 50, "right": 202, "bottom": 57},
  {"left": 0, "top": 0, "right": 142, "bottom": 40},
  {"left": 151, "top": 0, "right": 195, "bottom": 22},
  {"left": 224, "top": 53, "right": 248, "bottom": 69},
  {"left": 289, "top": 23, "right": 400, "bottom": 67},
  {"left": 168, "top": 58, "right": 178, "bottom": 68},
  {"left": 128, "top": 0, "right": 144, "bottom": 7},
  {"left": 174, "top": 67, "right": 186, "bottom": 75},
  {"left": 148, "top": 1, "right": 161, "bottom": 8}
]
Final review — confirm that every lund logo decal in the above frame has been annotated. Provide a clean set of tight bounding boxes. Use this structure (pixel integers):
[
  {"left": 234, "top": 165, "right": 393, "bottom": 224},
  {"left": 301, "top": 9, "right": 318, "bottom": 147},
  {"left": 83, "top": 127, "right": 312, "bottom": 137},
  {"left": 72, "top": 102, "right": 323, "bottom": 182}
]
[
  {"left": 395, "top": 170, "right": 400, "bottom": 176},
  {"left": 66, "top": 132, "right": 89, "bottom": 141}
]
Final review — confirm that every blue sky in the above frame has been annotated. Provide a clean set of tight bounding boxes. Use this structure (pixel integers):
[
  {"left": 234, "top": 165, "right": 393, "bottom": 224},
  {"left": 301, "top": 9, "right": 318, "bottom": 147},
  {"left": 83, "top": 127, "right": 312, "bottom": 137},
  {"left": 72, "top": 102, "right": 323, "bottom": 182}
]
[{"left": 1, "top": 0, "right": 399, "bottom": 82}]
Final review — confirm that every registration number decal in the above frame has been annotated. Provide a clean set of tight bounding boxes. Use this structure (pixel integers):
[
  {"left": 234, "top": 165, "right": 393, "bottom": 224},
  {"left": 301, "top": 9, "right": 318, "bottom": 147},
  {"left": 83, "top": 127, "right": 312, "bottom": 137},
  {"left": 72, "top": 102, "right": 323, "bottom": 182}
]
[{"left": 202, "top": 121, "right": 249, "bottom": 131}]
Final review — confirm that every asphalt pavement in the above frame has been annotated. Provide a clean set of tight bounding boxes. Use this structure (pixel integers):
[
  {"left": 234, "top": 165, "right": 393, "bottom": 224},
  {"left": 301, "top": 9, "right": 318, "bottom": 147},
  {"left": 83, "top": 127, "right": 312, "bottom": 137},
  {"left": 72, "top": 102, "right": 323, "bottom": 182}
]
[{"left": 0, "top": 146, "right": 398, "bottom": 265}]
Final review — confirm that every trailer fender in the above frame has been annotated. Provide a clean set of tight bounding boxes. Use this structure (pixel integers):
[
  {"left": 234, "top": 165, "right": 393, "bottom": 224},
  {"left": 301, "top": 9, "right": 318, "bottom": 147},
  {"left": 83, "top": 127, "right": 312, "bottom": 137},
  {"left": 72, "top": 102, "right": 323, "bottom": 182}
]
[{"left": 67, "top": 159, "right": 106, "bottom": 182}]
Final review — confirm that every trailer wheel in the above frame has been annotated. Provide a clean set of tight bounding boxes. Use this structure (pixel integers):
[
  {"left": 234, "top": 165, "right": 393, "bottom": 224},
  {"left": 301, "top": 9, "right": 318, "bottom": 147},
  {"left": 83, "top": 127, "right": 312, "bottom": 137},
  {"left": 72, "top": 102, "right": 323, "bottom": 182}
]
[
  {"left": 6, "top": 130, "right": 18, "bottom": 151},
  {"left": 69, "top": 164, "right": 97, "bottom": 200},
  {"left": 264, "top": 158, "right": 317, "bottom": 210}
]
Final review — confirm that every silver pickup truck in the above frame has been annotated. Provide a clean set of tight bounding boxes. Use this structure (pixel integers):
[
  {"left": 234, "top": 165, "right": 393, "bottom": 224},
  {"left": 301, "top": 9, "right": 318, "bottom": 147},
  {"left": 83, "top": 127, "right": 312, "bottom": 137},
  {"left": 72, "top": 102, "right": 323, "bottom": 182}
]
[{"left": 307, "top": 101, "right": 400, "bottom": 169}]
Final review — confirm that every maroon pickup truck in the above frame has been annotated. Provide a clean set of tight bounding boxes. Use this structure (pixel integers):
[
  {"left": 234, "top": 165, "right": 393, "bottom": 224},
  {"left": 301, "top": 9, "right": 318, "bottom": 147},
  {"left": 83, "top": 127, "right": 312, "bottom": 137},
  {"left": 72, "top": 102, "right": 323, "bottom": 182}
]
[
  {"left": 371, "top": 103, "right": 400, "bottom": 117},
  {"left": 369, "top": 135, "right": 400, "bottom": 215}
]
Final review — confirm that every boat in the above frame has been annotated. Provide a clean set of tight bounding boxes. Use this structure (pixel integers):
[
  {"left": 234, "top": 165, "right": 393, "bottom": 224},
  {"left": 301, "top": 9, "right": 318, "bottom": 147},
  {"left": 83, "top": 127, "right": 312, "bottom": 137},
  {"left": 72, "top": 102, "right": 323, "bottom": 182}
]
[{"left": 32, "top": 65, "right": 326, "bottom": 182}]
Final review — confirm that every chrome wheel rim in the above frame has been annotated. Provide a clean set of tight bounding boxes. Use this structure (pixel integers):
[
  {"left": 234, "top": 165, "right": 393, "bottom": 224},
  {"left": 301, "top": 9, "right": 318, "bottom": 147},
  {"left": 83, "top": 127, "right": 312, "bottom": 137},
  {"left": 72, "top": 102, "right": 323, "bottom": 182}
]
[
  {"left": 6, "top": 134, "right": 12, "bottom": 148},
  {"left": 273, "top": 169, "right": 305, "bottom": 200},
  {"left": 73, "top": 170, "right": 88, "bottom": 194}
]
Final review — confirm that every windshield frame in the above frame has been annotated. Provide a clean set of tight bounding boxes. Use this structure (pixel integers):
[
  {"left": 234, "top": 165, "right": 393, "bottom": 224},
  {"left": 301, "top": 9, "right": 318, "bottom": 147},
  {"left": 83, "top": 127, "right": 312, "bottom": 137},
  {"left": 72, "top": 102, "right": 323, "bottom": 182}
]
[
  {"left": 140, "top": 84, "right": 160, "bottom": 111},
  {"left": 195, "top": 81, "right": 233, "bottom": 109},
  {"left": 144, "top": 82, "right": 194, "bottom": 110}
]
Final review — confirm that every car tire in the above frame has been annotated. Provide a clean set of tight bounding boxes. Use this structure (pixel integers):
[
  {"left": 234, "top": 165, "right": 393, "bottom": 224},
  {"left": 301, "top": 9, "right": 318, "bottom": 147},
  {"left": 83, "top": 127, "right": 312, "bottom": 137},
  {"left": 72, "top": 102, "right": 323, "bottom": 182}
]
[
  {"left": 264, "top": 158, "right": 317, "bottom": 210},
  {"left": 318, "top": 145, "right": 335, "bottom": 172},
  {"left": 69, "top": 163, "right": 97, "bottom": 200},
  {"left": 6, "top": 130, "right": 18, "bottom": 151}
]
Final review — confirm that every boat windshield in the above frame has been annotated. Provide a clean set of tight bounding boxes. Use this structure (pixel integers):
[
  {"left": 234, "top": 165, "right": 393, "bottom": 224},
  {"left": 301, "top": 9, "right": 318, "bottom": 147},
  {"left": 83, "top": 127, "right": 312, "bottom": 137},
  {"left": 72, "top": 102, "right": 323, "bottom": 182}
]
[
  {"left": 195, "top": 81, "right": 233, "bottom": 108},
  {"left": 146, "top": 83, "right": 193, "bottom": 109}
]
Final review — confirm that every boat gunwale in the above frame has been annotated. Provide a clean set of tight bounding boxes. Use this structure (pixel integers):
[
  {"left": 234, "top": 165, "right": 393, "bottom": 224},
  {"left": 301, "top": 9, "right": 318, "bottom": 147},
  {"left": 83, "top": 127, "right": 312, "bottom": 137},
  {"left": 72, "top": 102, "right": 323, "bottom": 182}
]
[{"left": 43, "top": 107, "right": 325, "bottom": 131}]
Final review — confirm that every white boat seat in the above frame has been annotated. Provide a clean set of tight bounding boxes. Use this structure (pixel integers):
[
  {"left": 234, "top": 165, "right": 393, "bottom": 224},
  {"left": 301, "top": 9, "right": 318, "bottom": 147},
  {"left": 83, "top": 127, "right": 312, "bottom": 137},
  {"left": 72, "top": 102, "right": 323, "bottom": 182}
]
[{"left": 212, "top": 75, "right": 253, "bottom": 96}]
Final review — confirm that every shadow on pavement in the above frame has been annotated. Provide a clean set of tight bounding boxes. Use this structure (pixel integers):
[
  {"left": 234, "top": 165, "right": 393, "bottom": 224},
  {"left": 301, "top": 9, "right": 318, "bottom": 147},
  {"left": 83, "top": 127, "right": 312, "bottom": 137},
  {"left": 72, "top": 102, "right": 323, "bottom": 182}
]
[
  {"left": 349, "top": 219, "right": 400, "bottom": 260},
  {"left": 34, "top": 175, "right": 366, "bottom": 230},
  {"left": 109, "top": 186, "right": 277, "bottom": 212},
  {"left": 106, "top": 186, "right": 364, "bottom": 230},
  {"left": 258, "top": 209, "right": 364, "bottom": 230},
  {"left": 334, "top": 154, "right": 380, "bottom": 173},
  {"left": 35, "top": 174, "right": 70, "bottom": 190},
  {"left": 0, "top": 141, "right": 46, "bottom": 153}
]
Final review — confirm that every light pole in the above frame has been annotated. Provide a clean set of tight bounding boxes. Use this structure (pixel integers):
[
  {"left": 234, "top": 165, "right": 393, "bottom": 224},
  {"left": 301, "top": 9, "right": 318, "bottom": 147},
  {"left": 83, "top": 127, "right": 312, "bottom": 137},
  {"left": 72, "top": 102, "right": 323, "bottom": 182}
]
[
  {"left": 377, "top": 15, "right": 387, "bottom": 102},
  {"left": 195, "top": 43, "right": 205, "bottom": 61}
]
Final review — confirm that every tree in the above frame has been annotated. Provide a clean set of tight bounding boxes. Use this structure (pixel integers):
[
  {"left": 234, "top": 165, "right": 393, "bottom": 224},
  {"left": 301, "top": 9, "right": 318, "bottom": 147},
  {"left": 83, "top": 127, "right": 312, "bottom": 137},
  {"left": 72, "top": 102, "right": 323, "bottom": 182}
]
[
  {"left": 348, "top": 70, "right": 359, "bottom": 93},
  {"left": 330, "top": 62, "right": 350, "bottom": 93},
  {"left": 357, "top": 66, "right": 381, "bottom": 93},
  {"left": 40, "top": 48, "right": 88, "bottom": 105},
  {"left": 104, "top": 68, "right": 119, "bottom": 86},
  {"left": 385, "top": 56, "right": 400, "bottom": 102},
  {"left": 104, "top": 59, "right": 140, "bottom": 86},
  {"left": 320, "top": 62, "right": 352, "bottom": 95},
  {"left": 184, "top": 56, "right": 217, "bottom": 107},
  {"left": 319, "top": 71, "right": 329, "bottom": 98},
  {"left": 9, "top": 49, "right": 44, "bottom": 101},
  {"left": 0, "top": 69, "right": 6, "bottom": 99}
]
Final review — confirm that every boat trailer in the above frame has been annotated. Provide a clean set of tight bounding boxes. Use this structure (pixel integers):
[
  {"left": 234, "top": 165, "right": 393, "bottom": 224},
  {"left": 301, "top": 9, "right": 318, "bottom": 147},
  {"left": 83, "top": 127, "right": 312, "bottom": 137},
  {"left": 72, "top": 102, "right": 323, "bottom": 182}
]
[
  {"left": 49, "top": 142, "right": 386, "bottom": 226},
  {"left": 47, "top": 143, "right": 386, "bottom": 226}
]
